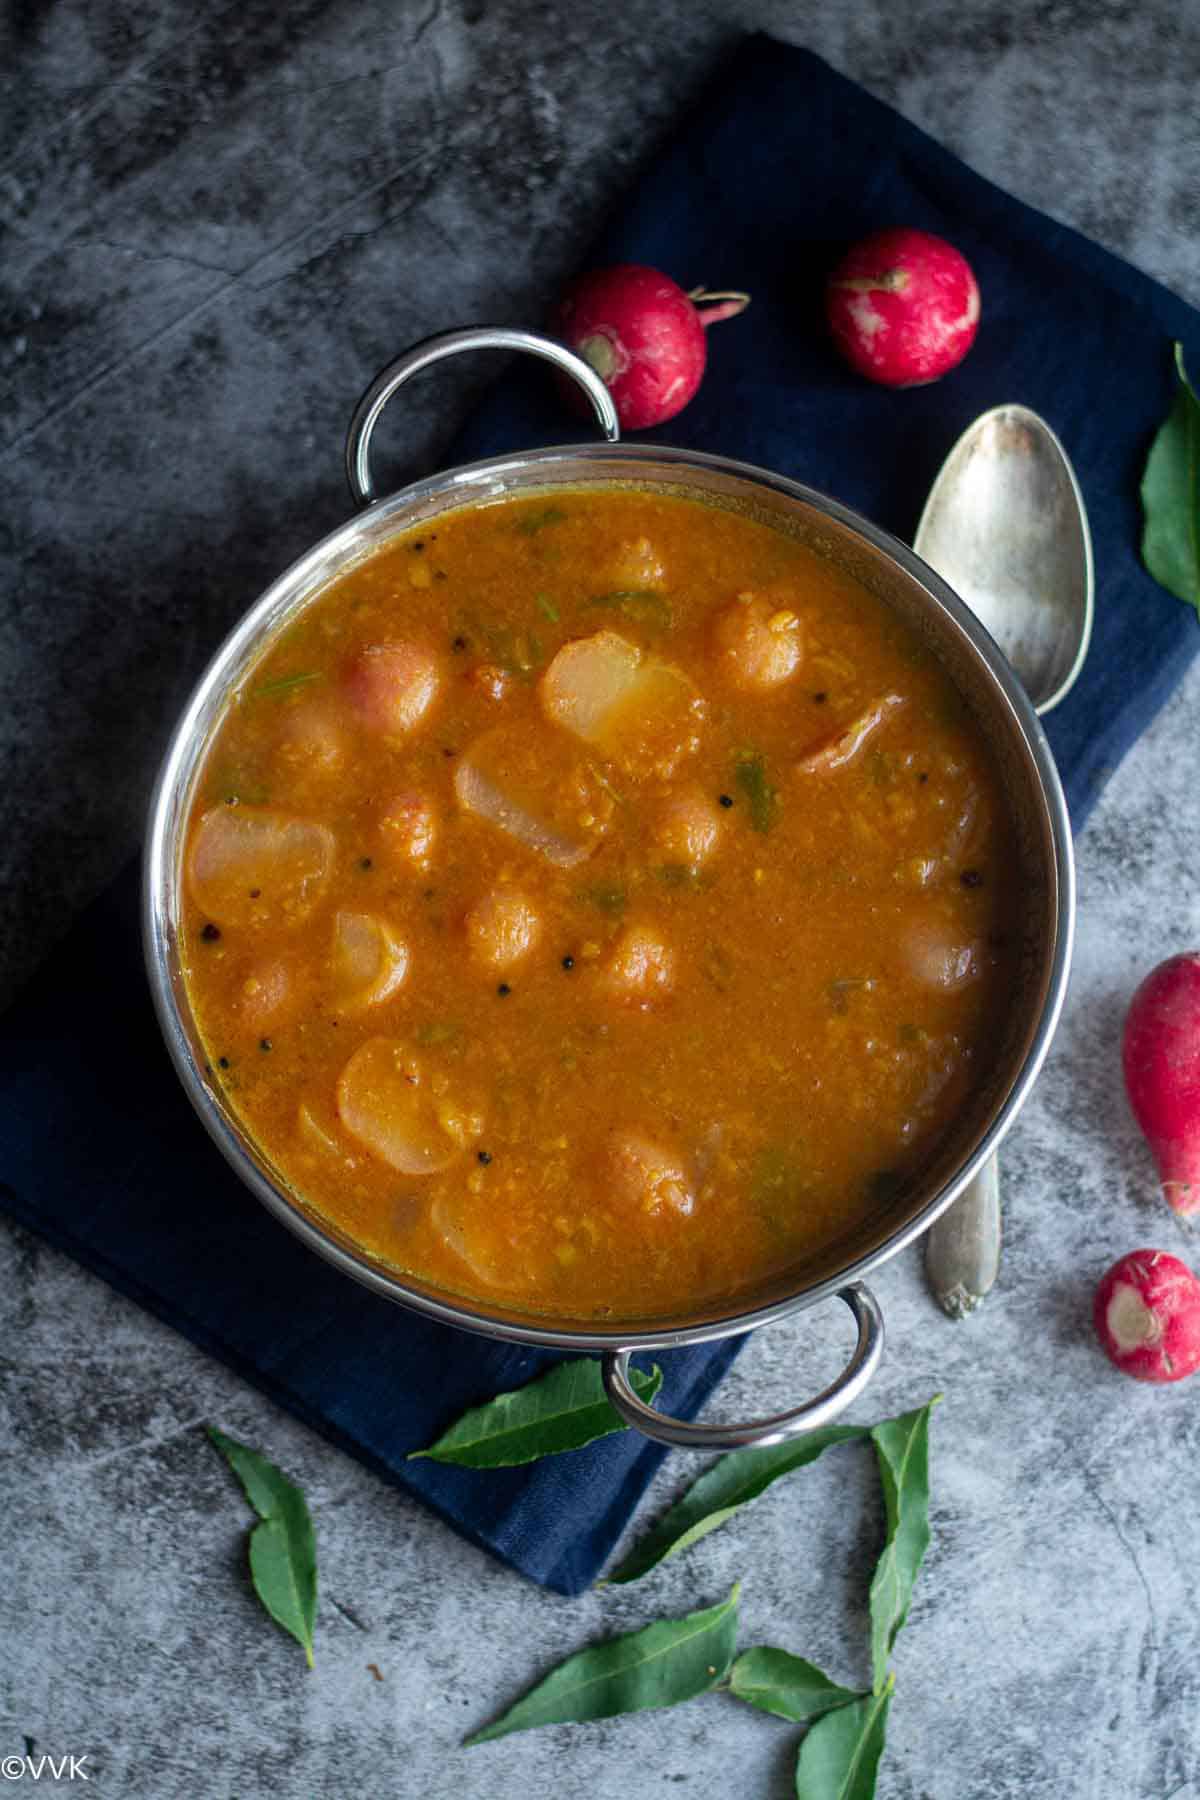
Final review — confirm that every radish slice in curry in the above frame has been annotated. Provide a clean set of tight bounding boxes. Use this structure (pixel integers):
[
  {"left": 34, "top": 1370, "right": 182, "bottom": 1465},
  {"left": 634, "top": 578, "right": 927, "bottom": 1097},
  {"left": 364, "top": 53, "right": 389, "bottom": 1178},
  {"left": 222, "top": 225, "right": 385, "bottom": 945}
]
[
  {"left": 234, "top": 956, "right": 296, "bottom": 1029},
  {"left": 542, "top": 629, "right": 640, "bottom": 738},
  {"left": 601, "top": 921, "right": 676, "bottom": 1006},
  {"left": 605, "top": 1129, "right": 695, "bottom": 1217},
  {"left": 897, "top": 917, "right": 983, "bottom": 991},
  {"left": 465, "top": 886, "right": 542, "bottom": 970},
  {"left": 454, "top": 725, "right": 612, "bottom": 866},
  {"left": 606, "top": 535, "right": 667, "bottom": 590},
  {"left": 378, "top": 791, "right": 437, "bottom": 870},
  {"left": 797, "top": 692, "right": 907, "bottom": 773},
  {"left": 273, "top": 699, "right": 346, "bottom": 780},
  {"left": 650, "top": 783, "right": 723, "bottom": 868},
  {"left": 336, "top": 1037, "right": 481, "bottom": 1174},
  {"left": 331, "top": 910, "right": 410, "bottom": 1010},
  {"left": 710, "top": 593, "right": 804, "bottom": 690},
  {"left": 343, "top": 640, "right": 441, "bottom": 737},
  {"left": 540, "top": 630, "right": 704, "bottom": 778},
  {"left": 188, "top": 807, "right": 335, "bottom": 928},
  {"left": 298, "top": 1101, "right": 359, "bottom": 1166},
  {"left": 430, "top": 1193, "right": 511, "bottom": 1287}
]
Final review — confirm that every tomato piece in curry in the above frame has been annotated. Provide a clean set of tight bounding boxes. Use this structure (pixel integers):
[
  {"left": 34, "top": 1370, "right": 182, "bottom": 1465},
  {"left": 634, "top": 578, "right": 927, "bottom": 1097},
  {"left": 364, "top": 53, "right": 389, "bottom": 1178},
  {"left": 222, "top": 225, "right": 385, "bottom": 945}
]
[{"left": 181, "top": 490, "right": 1018, "bottom": 1321}]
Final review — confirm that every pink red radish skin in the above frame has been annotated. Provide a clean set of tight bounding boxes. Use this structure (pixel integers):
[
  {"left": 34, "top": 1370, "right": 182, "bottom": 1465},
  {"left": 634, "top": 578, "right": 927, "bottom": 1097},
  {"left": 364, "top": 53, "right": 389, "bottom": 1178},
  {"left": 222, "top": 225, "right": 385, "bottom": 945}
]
[
  {"left": 1122, "top": 952, "right": 1200, "bottom": 1216},
  {"left": 1094, "top": 1249, "right": 1200, "bottom": 1383},
  {"left": 556, "top": 264, "right": 749, "bottom": 430},
  {"left": 825, "top": 228, "right": 980, "bottom": 387}
]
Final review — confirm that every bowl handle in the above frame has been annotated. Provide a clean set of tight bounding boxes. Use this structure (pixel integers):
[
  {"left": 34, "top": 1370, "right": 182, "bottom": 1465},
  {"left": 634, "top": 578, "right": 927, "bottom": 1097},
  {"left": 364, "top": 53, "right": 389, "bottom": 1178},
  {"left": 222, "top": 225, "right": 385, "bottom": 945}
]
[
  {"left": 344, "top": 325, "right": 622, "bottom": 507},
  {"left": 601, "top": 1284, "right": 884, "bottom": 1451}
]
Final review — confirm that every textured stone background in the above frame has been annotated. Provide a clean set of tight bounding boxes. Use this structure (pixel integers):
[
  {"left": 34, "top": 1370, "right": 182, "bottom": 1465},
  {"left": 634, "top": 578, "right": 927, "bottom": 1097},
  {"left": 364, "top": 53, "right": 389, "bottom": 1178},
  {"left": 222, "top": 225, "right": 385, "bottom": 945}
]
[{"left": 4, "top": 3, "right": 1200, "bottom": 1796}]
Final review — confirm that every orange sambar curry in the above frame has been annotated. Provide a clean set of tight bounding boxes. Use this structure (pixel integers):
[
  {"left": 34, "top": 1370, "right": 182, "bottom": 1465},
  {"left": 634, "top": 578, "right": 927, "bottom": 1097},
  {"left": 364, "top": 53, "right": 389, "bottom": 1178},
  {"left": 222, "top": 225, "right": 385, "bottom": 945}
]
[{"left": 181, "top": 489, "right": 1017, "bottom": 1321}]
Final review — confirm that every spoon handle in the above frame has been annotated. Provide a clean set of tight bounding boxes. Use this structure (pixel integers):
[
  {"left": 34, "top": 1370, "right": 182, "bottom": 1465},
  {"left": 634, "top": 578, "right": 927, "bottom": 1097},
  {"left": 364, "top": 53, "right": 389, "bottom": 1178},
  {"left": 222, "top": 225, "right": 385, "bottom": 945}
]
[{"left": 924, "top": 1156, "right": 1001, "bottom": 1318}]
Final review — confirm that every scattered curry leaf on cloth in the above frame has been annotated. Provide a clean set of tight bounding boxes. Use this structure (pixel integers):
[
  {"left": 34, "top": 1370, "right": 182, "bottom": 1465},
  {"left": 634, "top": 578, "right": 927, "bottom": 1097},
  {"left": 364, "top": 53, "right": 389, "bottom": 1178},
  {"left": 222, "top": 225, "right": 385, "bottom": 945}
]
[
  {"left": 1141, "top": 342, "right": 1200, "bottom": 618},
  {"left": 794, "top": 1677, "right": 895, "bottom": 1800},
  {"left": 728, "top": 1648, "right": 867, "bottom": 1723},
  {"left": 464, "top": 1584, "right": 741, "bottom": 1745},
  {"left": 410, "top": 1358, "right": 663, "bottom": 1469},
  {"left": 867, "top": 1397, "right": 940, "bottom": 1692},
  {"left": 208, "top": 1427, "right": 317, "bottom": 1667},
  {"left": 603, "top": 1424, "right": 869, "bottom": 1585}
]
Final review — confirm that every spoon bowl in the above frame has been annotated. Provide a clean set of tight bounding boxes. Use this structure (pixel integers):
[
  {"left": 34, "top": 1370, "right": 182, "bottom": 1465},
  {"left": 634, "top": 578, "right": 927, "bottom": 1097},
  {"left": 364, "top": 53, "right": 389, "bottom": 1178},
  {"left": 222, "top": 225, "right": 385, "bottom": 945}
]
[{"left": 914, "top": 404, "right": 1094, "bottom": 714}]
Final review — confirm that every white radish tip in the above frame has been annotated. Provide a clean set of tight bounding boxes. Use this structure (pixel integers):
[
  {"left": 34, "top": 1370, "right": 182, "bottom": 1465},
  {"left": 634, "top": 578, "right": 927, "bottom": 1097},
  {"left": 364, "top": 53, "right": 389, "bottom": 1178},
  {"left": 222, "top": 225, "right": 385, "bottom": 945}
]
[
  {"left": 1106, "top": 1281, "right": 1163, "bottom": 1353},
  {"left": 1162, "top": 1180, "right": 1199, "bottom": 1221}
]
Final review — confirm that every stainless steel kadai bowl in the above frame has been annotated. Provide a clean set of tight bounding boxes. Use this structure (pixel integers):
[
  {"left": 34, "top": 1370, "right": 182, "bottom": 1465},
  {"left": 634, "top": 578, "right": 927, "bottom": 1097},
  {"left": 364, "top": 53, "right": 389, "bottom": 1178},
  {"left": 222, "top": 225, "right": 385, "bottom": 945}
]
[{"left": 145, "top": 328, "right": 1075, "bottom": 1450}]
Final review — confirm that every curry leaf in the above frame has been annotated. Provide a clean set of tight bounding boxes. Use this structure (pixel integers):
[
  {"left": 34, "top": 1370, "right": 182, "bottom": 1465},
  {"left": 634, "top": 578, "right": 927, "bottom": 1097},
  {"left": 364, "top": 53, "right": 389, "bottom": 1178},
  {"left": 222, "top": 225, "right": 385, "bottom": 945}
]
[
  {"left": 465, "top": 1584, "right": 740, "bottom": 1745},
  {"left": 794, "top": 1677, "right": 894, "bottom": 1800},
  {"left": 603, "top": 1424, "right": 868, "bottom": 1584},
  {"left": 1141, "top": 343, "right": 1200, "bottom": 617},
  {"left": 516, "top": 504, "right": 568, "bottom": 535},
  {"left": 208, "top": 1428, "right": 317, "bottom": 1667},
  {"left": 587, "top": 589, "right": 674, "bottom": 629},
  {"left": 734, "top": 751, "right": 779, "bottom": 833},
  {"left": 655, "top": 863, "right": 715, "bottom": 891},
  {"left": 729, "top": 1648, "right": 866, "bottom": 1723},
  {"left": 868, "top": 1397, "right": 940, "bottom": 1692},
  {"left": 409, "top": 1358, "right": 663, "bottom": 1469},
  {"left": 487, "top": 626, "right": 544, "bottom": 677},
  {"left": 253, "top": 671, "right": 322, "bottom": 698},
  {"left": 578, "top": 882, "right": 628, "bottom": 916},
  {"left": 454, "top": 607, "right": 546, "bottom": 677}
]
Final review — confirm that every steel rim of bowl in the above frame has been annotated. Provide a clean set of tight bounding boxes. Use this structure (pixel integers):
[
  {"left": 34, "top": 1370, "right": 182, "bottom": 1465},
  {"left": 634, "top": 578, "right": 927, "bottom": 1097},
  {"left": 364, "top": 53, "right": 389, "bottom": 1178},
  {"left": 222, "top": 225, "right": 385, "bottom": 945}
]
[{"left": 144, "top": 438, "right": 1074, "bottom": 1362}]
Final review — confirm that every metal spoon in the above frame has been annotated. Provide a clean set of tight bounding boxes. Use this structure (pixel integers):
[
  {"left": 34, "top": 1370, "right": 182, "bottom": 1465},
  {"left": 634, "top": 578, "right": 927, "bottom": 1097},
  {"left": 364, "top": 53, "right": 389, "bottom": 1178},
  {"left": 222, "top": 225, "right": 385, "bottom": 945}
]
[{"left": 915, "top": 404, "right": 1094, "bottom": 1317}]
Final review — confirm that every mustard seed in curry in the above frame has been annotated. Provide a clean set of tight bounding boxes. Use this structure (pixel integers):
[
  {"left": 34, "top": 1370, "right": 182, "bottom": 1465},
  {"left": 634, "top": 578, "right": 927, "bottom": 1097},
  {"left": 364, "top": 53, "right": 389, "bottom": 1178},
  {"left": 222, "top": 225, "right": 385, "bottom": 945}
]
[{"left": 182, "top": 490, "right": 1017, "bottom": 1320}]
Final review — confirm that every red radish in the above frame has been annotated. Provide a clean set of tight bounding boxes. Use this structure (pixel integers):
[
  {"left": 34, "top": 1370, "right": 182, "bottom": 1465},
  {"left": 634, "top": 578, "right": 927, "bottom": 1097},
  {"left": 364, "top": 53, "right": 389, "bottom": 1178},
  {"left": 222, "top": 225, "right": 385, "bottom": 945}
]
[
  {"left": 1123, "top": 952, "right": 1200, "bottom": 1216},
  {"left": 825, "top": 228, "right": 980, "bottom": 387},
  {"left": 1093, "top": 1249, "right": 1200, "bottom": 1383},
  {"left": 343, "top": 640, "right": 440, "bottom": 738},
  {"left": 556, "top": 264, "right": 749, "bottom": 430}
]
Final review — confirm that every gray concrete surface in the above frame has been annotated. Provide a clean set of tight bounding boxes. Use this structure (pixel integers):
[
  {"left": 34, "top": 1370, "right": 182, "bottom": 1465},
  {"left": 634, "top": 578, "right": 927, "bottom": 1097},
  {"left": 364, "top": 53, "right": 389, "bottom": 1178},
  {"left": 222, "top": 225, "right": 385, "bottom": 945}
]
[{"left": 4, "top": 2, "right": 1200, "bottom": 1795}]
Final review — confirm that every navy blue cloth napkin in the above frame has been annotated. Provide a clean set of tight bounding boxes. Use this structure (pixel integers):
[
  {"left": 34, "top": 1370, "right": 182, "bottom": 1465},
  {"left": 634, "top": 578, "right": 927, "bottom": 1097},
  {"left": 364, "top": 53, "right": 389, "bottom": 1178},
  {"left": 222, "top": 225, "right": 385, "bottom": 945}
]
[{"left": 3, "top": 38, "right": 1199, "bottom": 1595}]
